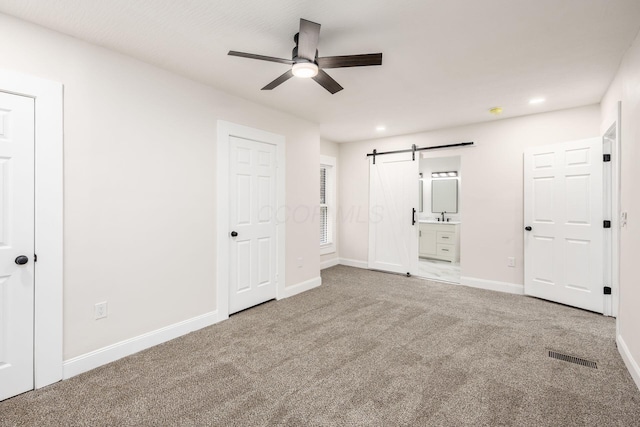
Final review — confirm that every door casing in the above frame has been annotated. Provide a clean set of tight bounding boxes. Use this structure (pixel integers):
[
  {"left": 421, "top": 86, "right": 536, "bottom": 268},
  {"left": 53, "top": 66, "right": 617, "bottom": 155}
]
[
  {"left": 216, "top": 121, "right": 285, "bottom": 320},
  {"left": 601, "top": 101, "right": 621, "bottom": 318},
  {"left": 0, "top": 69, "right": 63, "bottom": 389}
]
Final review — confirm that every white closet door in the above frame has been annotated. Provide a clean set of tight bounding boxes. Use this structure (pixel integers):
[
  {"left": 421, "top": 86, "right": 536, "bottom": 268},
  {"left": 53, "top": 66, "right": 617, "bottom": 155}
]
[
  {"left": 228, "top": 136, "right": 277, "bottom": 314},
  {"left": 524, "top": 138, "right": 604, "bottom": 313},
  {"left": 0, "top": 92, "right": 35, "bottom": 401},
  {"left": 368, "top": 153, "right": 418, "bottom": 275}
]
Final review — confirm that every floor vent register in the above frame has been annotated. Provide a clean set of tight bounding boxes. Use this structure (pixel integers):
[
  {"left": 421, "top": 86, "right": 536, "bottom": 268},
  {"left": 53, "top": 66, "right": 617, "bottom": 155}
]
[{"left": 548, "top": 350, "right": 598, "bottom": 369}]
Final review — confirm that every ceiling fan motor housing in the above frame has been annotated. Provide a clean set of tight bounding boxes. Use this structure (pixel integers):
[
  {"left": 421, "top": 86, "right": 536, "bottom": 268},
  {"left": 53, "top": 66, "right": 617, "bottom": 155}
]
[{"left": 292, "top": 45, "right": 319, "bottom": 64}]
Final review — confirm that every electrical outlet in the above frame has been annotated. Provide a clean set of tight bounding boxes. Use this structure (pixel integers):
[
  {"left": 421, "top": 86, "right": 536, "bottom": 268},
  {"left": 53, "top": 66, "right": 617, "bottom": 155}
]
[
  {"left": 94, "top": 301, "right": 108, "bottom": 320},
  {"left": 297, "top": 257, "right": 303, "bottom": 268},
  {"left": 507, "top": 257, "right": 516, "bottom": 267}
]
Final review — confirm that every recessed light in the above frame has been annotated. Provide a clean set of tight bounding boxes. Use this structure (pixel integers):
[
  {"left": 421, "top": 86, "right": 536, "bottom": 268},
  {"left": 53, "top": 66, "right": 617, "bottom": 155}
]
[
  {"left": 376, "top": 126, "right": 386, "bottom": 131},
  {"left": 529, "top": 98, "right": 545, "bottom": 105},
  {"left": 489, "top": 107, "right": 503, "bottom": 115}
]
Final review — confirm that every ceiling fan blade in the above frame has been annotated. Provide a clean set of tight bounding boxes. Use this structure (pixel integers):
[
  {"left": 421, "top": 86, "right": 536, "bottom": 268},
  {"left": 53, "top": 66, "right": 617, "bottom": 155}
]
[
  {"left": 317, "top": 53, "right": 383, "bottom": 69},
  {"left": 262, "top": 70, "right": 294, "bottom": 90},
  {"left": 297, "top": 19, "right": 321, "bottom": 61},
  {"left": 312, "top": 69, "right": 343, "bottom": 94},
  {"left": 228, "top": 51, "right": 294, "bottom": 65}
]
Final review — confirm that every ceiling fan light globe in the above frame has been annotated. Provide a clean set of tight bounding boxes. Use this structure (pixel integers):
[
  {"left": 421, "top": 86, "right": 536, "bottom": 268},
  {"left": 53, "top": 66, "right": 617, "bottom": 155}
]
[{"left": 292, "top": 62, "right": 319, "bottom": 78}]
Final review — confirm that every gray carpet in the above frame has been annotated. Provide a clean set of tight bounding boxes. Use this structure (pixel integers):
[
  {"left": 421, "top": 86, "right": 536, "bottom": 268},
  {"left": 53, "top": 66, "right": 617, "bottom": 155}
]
[{"left": 2, "top": 265, "right": 639, "bottom": 426}]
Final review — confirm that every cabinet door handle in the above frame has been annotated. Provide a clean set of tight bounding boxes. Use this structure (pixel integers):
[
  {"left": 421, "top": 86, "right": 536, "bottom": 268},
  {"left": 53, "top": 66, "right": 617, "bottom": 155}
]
[{"left": 412, "top": 208, "right": 416, "bottom": 225}]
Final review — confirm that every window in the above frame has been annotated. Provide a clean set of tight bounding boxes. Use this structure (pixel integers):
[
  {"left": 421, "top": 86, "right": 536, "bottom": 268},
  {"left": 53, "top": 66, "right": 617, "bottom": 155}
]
[{"left": 320, "top": 155, "right": 336, "bottom": 254}]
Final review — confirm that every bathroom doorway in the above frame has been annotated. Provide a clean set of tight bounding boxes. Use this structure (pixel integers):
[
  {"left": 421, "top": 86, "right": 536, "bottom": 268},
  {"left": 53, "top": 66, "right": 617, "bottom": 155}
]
[{"left": 417, "top": 154, "right": 462, "bottom": 283}]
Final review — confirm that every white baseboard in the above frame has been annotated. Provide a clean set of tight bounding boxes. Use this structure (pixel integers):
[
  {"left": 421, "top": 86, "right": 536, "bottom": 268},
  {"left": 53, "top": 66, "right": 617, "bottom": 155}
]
[
  {"left": 338, "top": 258, "right": 368, "bottom": 269},
  {"left": 459, "top": 276, "right": 524, "bottom": 295},
  {"left": 617, "top": 334, "right": 640, "bottom": 391},
  {"left": 63, "top": 310, "right": 219, "bottom": 379},
  {"left": 280, "top": 276, "right": 322, "bottom": 299},
  {"left": 320, "top": 257, "right": 340, "bottom": 270}
]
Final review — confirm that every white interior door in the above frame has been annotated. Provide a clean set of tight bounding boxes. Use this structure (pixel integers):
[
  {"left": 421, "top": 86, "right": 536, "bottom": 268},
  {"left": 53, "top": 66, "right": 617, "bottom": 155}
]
[
  {"left": 524, "top": 138, "right": 604, "bottom": 313},
  {"left": 368, "top": 153, "right": 419, "bottom": 275},
  {"left": 228, "top": 136, "right": 277, "bottom": 314},
  {"left": 0, "top": 92, "right": 35, "bottom": 401}
]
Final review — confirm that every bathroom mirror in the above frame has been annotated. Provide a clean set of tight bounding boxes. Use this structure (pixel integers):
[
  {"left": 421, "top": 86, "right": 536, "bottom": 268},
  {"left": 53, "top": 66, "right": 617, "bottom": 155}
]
[{"left": 432, "top": 179, "right": 458, "bottom": 213}]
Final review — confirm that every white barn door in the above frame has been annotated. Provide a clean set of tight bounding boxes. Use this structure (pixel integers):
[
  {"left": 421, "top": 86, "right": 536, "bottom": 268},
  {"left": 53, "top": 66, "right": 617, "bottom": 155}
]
[
  {"left": 228, "top": 136, "right": 277, "bottom": 314},
  {"left": 368, "top": 153, "right": 418, "bottom": 275},
  {"left": 0, "top": 92, "right": 35, "bottom": 401},
  {"left": 524, "top": 138, "right": 604, "bottom": 313}
]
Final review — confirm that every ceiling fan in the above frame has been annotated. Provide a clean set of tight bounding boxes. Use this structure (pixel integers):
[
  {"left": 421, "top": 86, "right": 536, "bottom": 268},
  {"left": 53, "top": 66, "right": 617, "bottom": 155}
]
[{"left": 228, "top": 18, "right": 383, "bottom": 94}]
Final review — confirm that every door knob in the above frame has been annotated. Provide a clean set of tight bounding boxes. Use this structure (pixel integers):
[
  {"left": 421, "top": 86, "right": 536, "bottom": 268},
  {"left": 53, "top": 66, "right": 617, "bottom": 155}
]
[
  {"left": 525, "top": 226, "right": 532, "bottom": 231},
  {"left": 15, "top": 255, "right": 29, "bottom": 265},
  {"left": 230, "top": 231, "right": 238, "bottom": 237}
]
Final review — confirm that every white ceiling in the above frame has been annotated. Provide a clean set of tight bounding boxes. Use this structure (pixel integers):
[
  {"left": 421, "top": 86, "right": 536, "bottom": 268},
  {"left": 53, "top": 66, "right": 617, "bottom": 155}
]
[{"left": 1, "top": 0, "right": 639, "bottom": 142}]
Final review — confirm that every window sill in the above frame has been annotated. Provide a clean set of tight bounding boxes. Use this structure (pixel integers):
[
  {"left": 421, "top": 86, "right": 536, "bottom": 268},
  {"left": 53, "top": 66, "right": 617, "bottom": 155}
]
[{"left": 320, "top": 243, "right": 335, "bottom": 256}]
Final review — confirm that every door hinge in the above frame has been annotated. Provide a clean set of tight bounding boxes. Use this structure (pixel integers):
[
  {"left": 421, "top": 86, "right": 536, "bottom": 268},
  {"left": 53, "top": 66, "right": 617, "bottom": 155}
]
[
  {"left": 604, "top": 286, "right": 612, "bottom": 295},
  {"left": 603, "top": 220, "right": 611, "bottom": 228},
  {"left": 34, "top": 254, "right": 37, "bottom": 262},
  {"left": 603, "top": 154, "right": 611, "bottom": 162}
]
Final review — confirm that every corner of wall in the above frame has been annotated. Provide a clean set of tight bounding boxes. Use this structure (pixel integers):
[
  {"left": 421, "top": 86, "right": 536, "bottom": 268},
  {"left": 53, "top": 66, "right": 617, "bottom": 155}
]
[{"left": 617, "top": 334, "right": 640, "bottom": 391}]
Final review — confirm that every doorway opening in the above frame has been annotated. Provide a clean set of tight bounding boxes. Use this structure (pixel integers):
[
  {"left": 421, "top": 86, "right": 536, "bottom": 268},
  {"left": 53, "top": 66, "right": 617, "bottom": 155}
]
[
  {"left": 416, "top": 154, "right": 462, "bottom": 283},
  {"left": 216, "top": 121, "right": 286, "bottom": 320},
  {"left": 0, "top": 70, "right": 63, "bottom": 398}
]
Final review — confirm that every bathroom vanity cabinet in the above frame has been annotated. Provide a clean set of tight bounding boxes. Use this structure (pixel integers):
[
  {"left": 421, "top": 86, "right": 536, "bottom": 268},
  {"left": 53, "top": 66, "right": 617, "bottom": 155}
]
[{"left": 419, "top": 222, "right": 460, "bottom": 262}]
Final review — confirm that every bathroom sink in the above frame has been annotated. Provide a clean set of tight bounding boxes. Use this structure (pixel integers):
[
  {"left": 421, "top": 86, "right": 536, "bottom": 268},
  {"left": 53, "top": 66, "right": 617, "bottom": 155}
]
[{"left": 419, "top": 220, "right": 461, "bottom": 224}]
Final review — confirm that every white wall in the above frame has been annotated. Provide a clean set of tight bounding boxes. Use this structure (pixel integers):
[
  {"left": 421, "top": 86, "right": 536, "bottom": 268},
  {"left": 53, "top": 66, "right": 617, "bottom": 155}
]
[
  {"left": 419, "top": 155, "right": 461, "bottom": 222},
  {"left": 0, "top": 13, "right": 320, "bottom": 360},
  {"left": 320, "top": 138, "right": 339, "bottom": 268},
  {"left": 601, "top": 28, "right": 640, "bottom": 389},
  {"left": 339, "top": 105, "right": 600, "bottom": 285}
]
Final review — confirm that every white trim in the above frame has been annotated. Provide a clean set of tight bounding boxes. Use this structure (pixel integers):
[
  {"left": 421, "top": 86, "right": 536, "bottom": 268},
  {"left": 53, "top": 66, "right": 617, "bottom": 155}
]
[
  {"left": 339, "top": 258, "right": 369, "bottom": 269},
  {"left": 617, "top": 334, "right": 640, "bottom": 392},
  {"left": 320, "top": 257, "right": 340, "bottom": 270},
  {"left": 63, "top": 311, "right": 220, "bottom": 379},
  {"left": 601, "top": 101, "right": 621, "bottom": 318},
  {"left": 279, "top": 276, "right": 322, "bottom": 299},
  {"left": 459, "top": 276, "right": 524, "bottom": 295},
  {"left": 216, "top": 121, "right": 286, "bottom": 319},
  {"left": 320, "top": 244, "right": 336, "bottom": 256},
  {"left": 0, "top": 69, "right": 63, "bottom": 389}
]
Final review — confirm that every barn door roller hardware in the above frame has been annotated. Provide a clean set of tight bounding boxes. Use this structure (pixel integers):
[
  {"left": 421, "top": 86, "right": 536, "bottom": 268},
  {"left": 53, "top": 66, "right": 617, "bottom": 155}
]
[{"left": 367, "top": 142, "right": 474, "bottom": 164}]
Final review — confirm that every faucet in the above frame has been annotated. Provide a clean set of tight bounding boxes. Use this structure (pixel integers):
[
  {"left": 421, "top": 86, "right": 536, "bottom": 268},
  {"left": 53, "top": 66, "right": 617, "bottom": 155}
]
[{"left": 441, "top": 211, "right": 446, "bottom": 222}]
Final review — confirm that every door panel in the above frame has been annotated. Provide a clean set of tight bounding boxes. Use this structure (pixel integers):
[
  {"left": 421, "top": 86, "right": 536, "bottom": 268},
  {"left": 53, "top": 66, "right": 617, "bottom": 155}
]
[
  {"left": 229, "top": 136, "right": 277, "bottom": 314},
  {"left": 368, "top": 153, "right": 418, "bottom": 275},
  {"left": 0, "top": 92, "right": 35, "bottom": 401},
  {"left": 524, "top": 138, "right": 603, "bottom": 313}
]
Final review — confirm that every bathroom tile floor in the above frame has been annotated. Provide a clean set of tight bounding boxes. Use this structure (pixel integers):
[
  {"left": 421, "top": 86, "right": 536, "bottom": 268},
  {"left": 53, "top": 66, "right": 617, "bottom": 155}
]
[{"left": 417, "top": 258, "right": 461, "bottom": 283}]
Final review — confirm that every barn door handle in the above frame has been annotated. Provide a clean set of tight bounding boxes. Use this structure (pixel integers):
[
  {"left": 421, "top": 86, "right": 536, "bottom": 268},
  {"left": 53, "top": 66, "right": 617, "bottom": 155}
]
[
  {"left": 15, "top": 255, "right": 29, "bottom": 265},
  {"left": 525, "top": 226, "right": 532, "bottom": 231},
  {"left": 412, "top": 208, "right": 416, "bottom": 225},
  {"left": 230, "top": 231, "right": 238, "bottom": 237}
]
